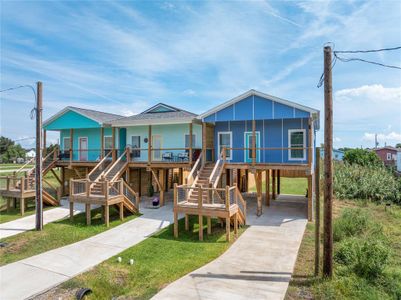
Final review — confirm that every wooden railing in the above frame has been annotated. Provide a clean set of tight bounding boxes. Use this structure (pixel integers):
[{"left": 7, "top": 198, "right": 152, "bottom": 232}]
[
  {"left": 103, "top": 148, "right": 130, "bottom": 182},
  {"left": 122, "top": 180, "right": 140, "bottom": 208},
  {"left": 87, "top": 151, "right": 112, "bottom": 181},
  {"left": 186, "top": 150, "right": 203, "bottom": 186},
  {"left": 70, "top": 178, "right": 122, "bottom": 198},
  {"left": 209, "top": 148, "right": 225, "bottom": 188}
]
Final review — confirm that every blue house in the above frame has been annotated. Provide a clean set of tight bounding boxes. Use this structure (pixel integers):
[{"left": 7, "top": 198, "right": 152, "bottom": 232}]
[{"left": 320, "top": 148, "right": 344, "bottom": 161}]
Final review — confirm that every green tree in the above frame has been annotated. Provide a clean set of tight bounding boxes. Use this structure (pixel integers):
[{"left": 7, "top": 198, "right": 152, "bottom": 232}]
[
  {"left": 396, "top": 143, "right": 401, "bottom": 148},
  {"left": 343, "top": 148, "right": 382, "bottom": 167},
  {"left": 0, "top": 143, "right": 26, "bottom": 163},
  {"left": 0, "top": 136, "right": 14, "bottom": 155}
]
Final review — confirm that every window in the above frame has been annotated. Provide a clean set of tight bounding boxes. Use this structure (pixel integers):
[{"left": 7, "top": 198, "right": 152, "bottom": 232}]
[
  {"left": 288, "top": 129, "right": 306, "bottom": 160},
  {"left": 104, "top": 136, "right": 112, "bottom": 155},
  {"left": 63, "top": 137, "right": 71, "bottom": 152},
  {"left": 131, "top": 136, "right": 141, "bottom": 158},
  {"left": 218, "top": 132, "right": 232, "bottom": 160},
  {"left": 387, "top": 153, "right": 392, "bottom": 160},
  {"left": 184, "top": 134, "right": 196, "bottom": 148}
]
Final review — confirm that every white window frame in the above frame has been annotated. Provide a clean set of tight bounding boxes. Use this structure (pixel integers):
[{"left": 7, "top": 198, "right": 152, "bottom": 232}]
[
  {"left": 63, "top": 137, "right": 71, "bottom": 151},
  {"left": 288, "top": 129, "right": 306, "bottom": 161},
  {"left": 386, "top": 153, "right": 392, "bottom": 160},
  {"left": 130, "top": 135, "right": 141, "bottom": 158},
  {"left": 218, "top": 131, "right": 232, "bottom": 160},
  {"left": 184, "top": 133, "right": 196, "bottom": 149},
  {"left": 104, "top": 136, "right": 113, "bottom": 150},
  {"left": 243, "top": 131, "right": 260, "bottom": 163}
]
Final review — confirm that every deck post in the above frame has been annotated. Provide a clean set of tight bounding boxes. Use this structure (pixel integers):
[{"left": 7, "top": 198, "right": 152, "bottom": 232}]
[
  {"left": 266, "top": 170, "right": 270, "bottom": 206},
  {"left": 20, "top": 198, "right": 25, "bottom": 216},
  {"left": 202, "top": 122, "right": 206, "bottom": 165},
  {"left": 225, "top": 185, "right": 230, "bottom": 241},
  {"left": 6, "top": 176, "right": 10, "bottom": 191},
  {"left": 112, "top": 127, "right": 116, "bottom": 162},
  {"left": 100, "top": 127, "right": 104, "bottom": 159},
  {"left": 119, "top": 202, "right": 124, "bottom": 221},
  {"left": 198, "top": 186, "right": 203, "bottom": 241},
  {"left": 159, "top": 169, "right": 165, "bottom": 206},
  {"left": 105, "top": 204, "right": 110, "bottom": 227},
  {"left": 234, "top": 212, "right": 238, "bottom": 238},
  {"left": 189, "top": 122, "right": 193, "bottom": 163},
  {"left": 272, "top": 170, "right": 276, "bottom": 200},
  {"left": 308, "top": 118, "right": 313, "bottom": 168},
  {"left": 255, "top": 171, "right": 262, "bottom": 216},
  {"left": 43, "top": 129, "right": 47, "bottom": 156},
  {"left": 7, "top": 198, "right": 11, "bottom": 212},
  {"left": 148, "top": 125, "right": 152, "bottom": 164},
  {"left": 173, "top": 183, "right": 178, "bottom": 238},
  {"left": 86, "top": 180, "right": 90, "bottom": 197},
  {"left": 185, "top": 214, "right": 189, "bottom": 231},
  {"left": 252, "top": 120, "right": 256, "bottom": 167},
  {"left": 69, "top": 128, "right": 74, "bottom": 165},
  {"left": 277, "top": 170, "right": 281, "bottom": 195},
  {"left": 69, "top": 201, "right": 74, "bottom": 222},
  {"left": 86, "top": 203, "right": 91, "bottom": 225}
]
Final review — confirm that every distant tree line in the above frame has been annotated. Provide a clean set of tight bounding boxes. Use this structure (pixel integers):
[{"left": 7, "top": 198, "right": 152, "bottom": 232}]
[{"left": 0, "top": 136, "right": 26, "bottom": 163}]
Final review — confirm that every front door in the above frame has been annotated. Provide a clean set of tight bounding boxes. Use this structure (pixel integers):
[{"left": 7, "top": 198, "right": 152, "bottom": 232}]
[
  {"left": 152, "top": 135, "right": 162, "bottom": 161},
  {"left": 79, "top": 137, "right": 88, "bottom": 161},
  {"left": 244, "top": 132, "right": 260, "bottom": 163}
]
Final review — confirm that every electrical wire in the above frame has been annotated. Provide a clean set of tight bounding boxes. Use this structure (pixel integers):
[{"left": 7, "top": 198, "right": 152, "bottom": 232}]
[
  {"left": 334, "top": 46, "right": 401, "bottom": 54},
  {"left": 333, "top": 52, "right": 401, "bottom": 70},
  {"left": 0, "top": 84, "right": 37, "bottom": 119}
]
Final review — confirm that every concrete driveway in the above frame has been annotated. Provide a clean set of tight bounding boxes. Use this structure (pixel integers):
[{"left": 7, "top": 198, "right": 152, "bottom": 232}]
[
  {"left": 152, "top": 194, "right": 308, "bottom": 300},
  {"left": 0, "top": 201, "right": 174, "bottom": 300}
]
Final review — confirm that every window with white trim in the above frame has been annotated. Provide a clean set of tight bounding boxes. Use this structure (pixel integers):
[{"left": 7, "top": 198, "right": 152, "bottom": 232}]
[
  {"left": 131, "top": 136, "right": 140, "bottom": 158},
  {"left": 387, "top": 153, "right": 392, "bottom": 160},
  {"left": 218, "top": 132, "right": 232, "bottom": 160},
  {"left": 185, "top": 134, "right": 196, "bottom": 148},
  {"left": 104, "top": 136, "right": 113, "bottom": 150},
  {"left": 288, "top": 129, "right": 306, "bottom": 160},
  {"left": 63, "top": 137, "right": 71, "bottom": 152}
]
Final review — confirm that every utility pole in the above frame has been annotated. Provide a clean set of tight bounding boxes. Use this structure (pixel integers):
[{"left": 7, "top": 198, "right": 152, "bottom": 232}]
[
  {"left": 314, "top": 146, "right": 321, "bottom": 276},
  {"left": 35, "top": 81, "right": 43, "bottom": 231},
  {"left": 323, "top": 46, "right": 333, "bottom": 277}
]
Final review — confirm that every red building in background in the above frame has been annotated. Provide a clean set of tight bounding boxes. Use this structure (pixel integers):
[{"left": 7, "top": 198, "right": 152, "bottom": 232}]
[{"left": 374, "top": 146, "right": 398, "bottom": 167}]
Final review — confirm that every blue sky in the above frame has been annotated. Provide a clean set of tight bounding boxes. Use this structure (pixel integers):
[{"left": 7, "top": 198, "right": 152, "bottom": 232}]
[{"left": 1, "top": 0, "right": 400, "bottom": 148}]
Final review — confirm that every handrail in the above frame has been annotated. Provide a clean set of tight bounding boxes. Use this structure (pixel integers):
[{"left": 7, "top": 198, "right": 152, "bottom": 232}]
[
  {"left": 106, "top": 148, "right": 129, "bottom": 183},
  {"left": 186, "top": 150, "right": 203, "bottom": 186},
  {"left": 87, "top": 151, "right": 112, "bottom": 180},
  {"left": 14, "top": 157, "right": 35, "bottom": 174},
  {"left": 209, "top": 148, "right": 225, "bottom": 188},
  {"left": 235, "top": 186, "right": 246, "bottom": 224}
]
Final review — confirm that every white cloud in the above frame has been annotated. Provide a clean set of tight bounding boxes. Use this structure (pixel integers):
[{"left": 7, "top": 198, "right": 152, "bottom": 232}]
[
  {"left": 363, "top": 132, "right": 401, "bottom": 144},
  {"left": 336, "top": 84, "right": 401, "bottom": 103}
]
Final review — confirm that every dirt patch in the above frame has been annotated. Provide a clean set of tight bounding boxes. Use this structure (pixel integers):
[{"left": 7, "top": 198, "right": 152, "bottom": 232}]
[{"left": 33, "top": 287, "right": 78, "bottom": 300}]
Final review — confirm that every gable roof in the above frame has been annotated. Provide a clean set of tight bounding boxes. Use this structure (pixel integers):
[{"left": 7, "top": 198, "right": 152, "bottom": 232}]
[
  {"left": 43, "top": 106, "right": 123, "bottom": 127},
  {"left": 198, "top": 89, "right": 320, "bottom": 126},
  {"left": 109, "top": 103, "right": 197, "bottom": 126}
]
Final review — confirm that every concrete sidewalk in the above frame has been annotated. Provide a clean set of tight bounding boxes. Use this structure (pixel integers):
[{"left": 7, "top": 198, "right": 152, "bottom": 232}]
[
  {"left": 0, "top": 202, "right": 174, "bottom": 300},
  {"left": 0, "top": 199, "right": 86, "bottom": 239},
  {"left": 152, "top": 195, "right": 308, "bottom": 300}
]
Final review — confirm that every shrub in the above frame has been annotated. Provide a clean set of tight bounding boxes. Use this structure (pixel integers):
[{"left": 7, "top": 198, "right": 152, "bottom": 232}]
[
  {"left": 335, "top": 237, "right": 390, "bottom": 280},
  {"left": 147, "top": 184, "right": 154, "bottom": 197},
  {"left": 334, "top": 162, "right": 401, "bottom": 204},
  {"left": 333, "top": 208, "right": 371, "bottom": 242},
  {"left": 343, "top": 148, "right": 382, "bottom": 167}
]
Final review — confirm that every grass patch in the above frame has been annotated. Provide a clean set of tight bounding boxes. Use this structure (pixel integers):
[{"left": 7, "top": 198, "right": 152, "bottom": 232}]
[
  {"left": 249, "top": 177, "right": 307, "bottom": 195},
  {"left": 46, "top": 216, "right": 247, "bottom": 299},
  {"left": 286, "top": 199, "right": 401, "bottom": 300},
  {"left": 0, "top": 164, "right": 34, "bottom": 170},
  {"left": 0, "top": 207, "right": 138, "bottom": 266}
]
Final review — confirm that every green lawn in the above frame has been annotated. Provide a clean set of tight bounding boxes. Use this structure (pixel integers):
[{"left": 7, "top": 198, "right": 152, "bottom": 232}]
[
  {"left": 0, "top": 207, "right": 139, "bottom": 266},
  {"left": 42, "top": 216, "right": 247, "bottom": 299},
  {"left": 250, "top": 177, "right": 307, "bottom": 195},
  {"left": 0, "top": 164, "right": 34, "bottom": 170},
  {"left": 286, "top": 199, "right": 401, "bottom": 299}
]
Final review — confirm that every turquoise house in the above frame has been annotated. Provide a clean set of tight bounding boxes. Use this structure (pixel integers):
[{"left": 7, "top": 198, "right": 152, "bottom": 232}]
[
  {"left": 43, "top": 107, "right": 124, "bottom": 161},
  {"left": 109, "top": 103, "right": 202, "bottom": 163}
]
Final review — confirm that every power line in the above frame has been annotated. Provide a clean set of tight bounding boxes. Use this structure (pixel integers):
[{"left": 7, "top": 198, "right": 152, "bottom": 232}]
[
  {"left": 0, "top": 84, "right": 38, "bottom": 120},
  {"left": 334, "top": 46, "right": 401, "bottom": 54},
  {"left": 317, "top": 45, "right": 401, "bottom": 88},
  {"left": 333, "top": 52, "right": 401, "bottom": 70}
]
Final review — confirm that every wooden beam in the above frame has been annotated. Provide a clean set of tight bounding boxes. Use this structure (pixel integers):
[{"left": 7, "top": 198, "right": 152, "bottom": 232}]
[
  {"left": 70, "top": 128, "right": 74, "bottom": 165},
  {"left": 86, "top": 203, "right": 91, "bottom": 225},
  {"left": 100, "top": 127, "right": 104, "bottom": 159},
  {"left": 277, "top": 170, "right": 281, "bottom": 195},
  {"left": 148, "top": 125, "right": 152, "bottom": 164},
  {"left": 43, "top": 129, "right": 47, "bottom": 156},
  {"left": 308, "top": 118, "right": 313, "bottom": 168},
  {"left": 112, "top": 127, "right": 116, "bottom": 162},
  {"left": 202, "top": 122, "right": 206, "bottom": 164},
  {"left": 255, "top": 170, "right": 262, "bottom": 216},
  {"left": 69, "top": 201, "right": 74, "bottom": 221},
  {"left": 265, "top": 169, "right": 270, "bottom": 206},
  {"left": 272, "top": 170, "right": 276, "bottom": 200},
  {"left": 105, "top": 204, "right": 110, "bottom": 227},
  {"left": 252, "top": 120, "right": 256, "bottom": 166},
  {"left": 50, "top": 168, "right": 62, "bottom": 185},
  {"left": 315, "top": 147, "right": 321, "bottom": 276},
  {"left": 119, "top": 202, "right": 124, "bottom": 221},
  {"left": 198, "top": 186, "right": 203, "bottom": 241},
  {"left": 308, "top": 175, "right": 313, "bottom": 221},
  {"left": 189, "top": 122, "right": 193, "bottom": 163}
]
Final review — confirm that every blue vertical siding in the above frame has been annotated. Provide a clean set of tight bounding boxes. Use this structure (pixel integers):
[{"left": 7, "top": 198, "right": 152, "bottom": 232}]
[{"left": 214, "top": 118, "right": 310, "bottom": 164}]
